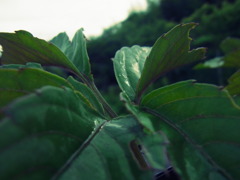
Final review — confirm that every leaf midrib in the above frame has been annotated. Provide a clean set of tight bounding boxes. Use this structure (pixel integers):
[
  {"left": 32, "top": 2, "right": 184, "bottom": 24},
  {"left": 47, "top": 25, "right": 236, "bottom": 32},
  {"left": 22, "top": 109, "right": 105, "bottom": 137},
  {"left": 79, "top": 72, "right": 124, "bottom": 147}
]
[
  {"left": 51, "top": 121, "right": 108, "bottom": 179},
  {"left": 144, "top": 107, "right": 234, "bottom": 180}
]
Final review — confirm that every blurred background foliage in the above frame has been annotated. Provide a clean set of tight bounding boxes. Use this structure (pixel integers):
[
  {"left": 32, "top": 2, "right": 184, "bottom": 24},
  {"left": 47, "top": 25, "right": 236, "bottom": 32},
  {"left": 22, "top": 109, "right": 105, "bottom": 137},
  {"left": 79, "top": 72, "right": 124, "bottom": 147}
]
[{"left": 85, "top": 0, "right": 240, "bottom": 114}]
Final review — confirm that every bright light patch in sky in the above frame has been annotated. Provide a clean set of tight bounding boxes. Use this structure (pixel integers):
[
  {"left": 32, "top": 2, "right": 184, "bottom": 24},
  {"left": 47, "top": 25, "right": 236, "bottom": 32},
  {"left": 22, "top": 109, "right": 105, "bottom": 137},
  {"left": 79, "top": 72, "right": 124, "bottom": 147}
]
[{"left": 0, "top": 0, "right": 147, "bottom": 40}]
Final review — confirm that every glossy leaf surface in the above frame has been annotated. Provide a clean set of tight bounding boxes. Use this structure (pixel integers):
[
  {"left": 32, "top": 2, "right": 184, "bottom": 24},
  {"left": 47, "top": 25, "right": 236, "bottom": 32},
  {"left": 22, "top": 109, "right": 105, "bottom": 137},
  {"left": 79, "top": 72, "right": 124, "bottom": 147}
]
[
  {"left": 0, "top": 86, "right": 104, "bottom": 179},
  {"left": 140, "top": 80, "right": 240, "bottom": 180},
  {"left": 136, "top": 23, "right": 206, "bottom": 101},
  {"left": 0, "top": 31, "right": 80, "bottom": 76},
  {"left": 113, "top": 45, "right": 150, "bottom": 100},
  {"left": 54, "top": 116, "right": 167, "bottom": 180}
]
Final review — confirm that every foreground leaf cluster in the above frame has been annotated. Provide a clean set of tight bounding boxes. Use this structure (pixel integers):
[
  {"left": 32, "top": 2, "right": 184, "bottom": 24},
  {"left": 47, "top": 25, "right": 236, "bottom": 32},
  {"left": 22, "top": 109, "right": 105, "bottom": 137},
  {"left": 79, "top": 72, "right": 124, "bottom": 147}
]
[{"left": 0, "top": 23, "right": 239, "bottom": 180}]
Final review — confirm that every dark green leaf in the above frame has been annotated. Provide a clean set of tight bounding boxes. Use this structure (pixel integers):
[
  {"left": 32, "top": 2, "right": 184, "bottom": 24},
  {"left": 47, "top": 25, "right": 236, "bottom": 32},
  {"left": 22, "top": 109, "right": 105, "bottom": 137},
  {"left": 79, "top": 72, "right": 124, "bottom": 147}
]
[
  {"left": 136, "top": 23, "right": 206, "bottom": 102},
  {"left": 221, "top": 38, "right": 240, "bottom": 54},
  {"left": 113, "top": 46, "right": 150, "bottom": 100},
  {"left": 223, "top": 50, "right": 240, "bottom": 68},
  {"left": 0, "top": 86, "right": 104, "bottom": 180},
  {"left": 54, "top": 116, "right": 167, "bottom": 180},
  {"left": 220, "top": 38, "right": 240, "bottom": 68},
  {"left": 67, "top": 76, "right": 105, "bottom": 116},
  {"left": 0, "top": 67, "right": 71, "bottom": 108},
  {"left": 140, "top": 80, "right": 240, "bottom": 180},
  {"left": 0, "top": 31, "right": 81, "bottom": 76},
  {"left": 225, "top": 71, "right": 240, "bottom": 96}
]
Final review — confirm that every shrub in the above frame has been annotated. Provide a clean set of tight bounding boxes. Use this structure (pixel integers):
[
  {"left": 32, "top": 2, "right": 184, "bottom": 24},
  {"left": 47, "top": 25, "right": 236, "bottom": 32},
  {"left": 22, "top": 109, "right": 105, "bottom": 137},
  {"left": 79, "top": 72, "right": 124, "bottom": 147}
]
[{"left": 0, "top": 23, "right": 239, "bottom": 180}]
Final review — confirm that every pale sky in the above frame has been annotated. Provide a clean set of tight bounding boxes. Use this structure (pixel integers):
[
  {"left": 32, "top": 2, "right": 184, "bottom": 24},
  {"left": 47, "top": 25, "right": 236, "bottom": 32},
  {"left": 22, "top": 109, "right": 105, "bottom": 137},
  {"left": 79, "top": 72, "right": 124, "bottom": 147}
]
[{"left": 0, "top": 0, "right": 147, "bottom": 40}]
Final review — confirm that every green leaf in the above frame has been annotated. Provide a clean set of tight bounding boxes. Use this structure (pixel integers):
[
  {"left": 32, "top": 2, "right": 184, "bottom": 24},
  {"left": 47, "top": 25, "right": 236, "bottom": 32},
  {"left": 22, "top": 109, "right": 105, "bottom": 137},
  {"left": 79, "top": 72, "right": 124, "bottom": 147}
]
[
  {"left": 0, "top": 86, "right": 104, "bottom": 180},
  {"left": 220, "top": 38, "right": 240, "bottom": 68},
  {"left": 0, "top": 31, "right": 81, "bottom": 76},
  {"left": 223, "top": 49, "right": 240, "bottom": 68},
  {"left": 221, "top": 38, "right": 240, "bottom": 54},
  {"left": 136, "top": 23, "right": 206, "bottom": 102},
  {"left": 140, "top": 80, "right": 240, "bottom": 180},
  {"left": 51, "top": 29, "right": 92, "bottom": 80},
  {"left": 0, "top": 67, "right": 71, "bottom": 108},
  {"left": 50, "top": 32, "right": 71, "bottom": 53},
  {"left": 194, "top": 57, "right": 224, "bottom": 69},
  {"left": 67, "top": 76, "right": 105, "bottom": 116},
  {"left": 225, "top": 71, "right": 240, "bottom": 96},
  {"left": 113, "top": 45, "right": 151, "bottom": 100},
  {"left": 220, "top": 38, "right": 240, "bottom": 96},
  {"left": 0, "top": 62, "right": 43, "bottom": 69},
  {"left": 53, "top": 116, "right": 167, "bottom": 180}
]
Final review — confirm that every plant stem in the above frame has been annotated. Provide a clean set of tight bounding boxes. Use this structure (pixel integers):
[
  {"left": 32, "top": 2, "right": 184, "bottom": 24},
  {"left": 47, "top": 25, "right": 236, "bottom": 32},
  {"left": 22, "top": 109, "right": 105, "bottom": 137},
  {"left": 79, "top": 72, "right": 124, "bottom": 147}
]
[
  {"left": 89, "top": 81, "right": 117, "bottom": 119},
  {"left": 74, "top": 72, "right": 117, "bottom": 119}
]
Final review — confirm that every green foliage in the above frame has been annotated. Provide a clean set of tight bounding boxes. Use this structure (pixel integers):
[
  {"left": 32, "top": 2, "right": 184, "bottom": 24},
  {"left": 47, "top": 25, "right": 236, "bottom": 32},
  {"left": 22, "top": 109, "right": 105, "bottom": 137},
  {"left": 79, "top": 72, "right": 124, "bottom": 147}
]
[
  {"left": 0, "top": 23, "right": 240, "bottom": 180},
  {"left": 183, "top": 0, "right": 240, "bottom": 56},
  {"left": 87, "top": 0, "right": 240, "bottom": 89},
  {"left": 221, "top": 37, "right": 240, "bottom": 96},
  {"left": 50, "top": 29, "right": 92, "bottom": 80}
]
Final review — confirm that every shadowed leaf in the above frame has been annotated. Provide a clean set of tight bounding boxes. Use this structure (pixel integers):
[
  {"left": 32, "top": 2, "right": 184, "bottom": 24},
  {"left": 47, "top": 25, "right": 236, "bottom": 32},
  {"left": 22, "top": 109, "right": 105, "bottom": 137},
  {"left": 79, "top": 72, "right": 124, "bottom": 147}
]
[
  {"left": 54, "top": 116, "right": 168, "bottom": 180},
  {"left": 0, "top": 86, "right": 105, "bottom": 180},
  {"left": 67, "top": 76, "right": 105, "bottom": 116},
  {"left": 0, "top": 67, "right": 71, "bottom": 108},
  {"left": 139, "top": 80, "right": 240, "bottom": 180}
]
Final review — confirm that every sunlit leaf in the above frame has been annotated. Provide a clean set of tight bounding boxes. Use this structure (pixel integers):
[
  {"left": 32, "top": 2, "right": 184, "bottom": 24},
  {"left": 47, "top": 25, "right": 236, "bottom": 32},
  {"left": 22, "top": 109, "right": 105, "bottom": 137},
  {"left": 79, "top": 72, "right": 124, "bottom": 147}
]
[
  {"left": 113, "top": 45, "right": 151, "bottom": 100},
  {"left": 0, "top": 86, "right": 104, "bottom": 180},
  {"left": 136, "top": 23, "right": 206, "bottom": 102},
  {"left": 139, "top": 80, "right": 240, "bottom": 180}
]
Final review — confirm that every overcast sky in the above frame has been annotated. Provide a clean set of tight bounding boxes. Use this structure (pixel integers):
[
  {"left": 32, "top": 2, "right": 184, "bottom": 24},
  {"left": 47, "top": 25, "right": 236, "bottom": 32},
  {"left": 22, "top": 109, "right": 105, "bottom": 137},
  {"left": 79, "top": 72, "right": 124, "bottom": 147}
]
[{"left": 0, "top": 0, "right": 147, "bottom": 40}]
